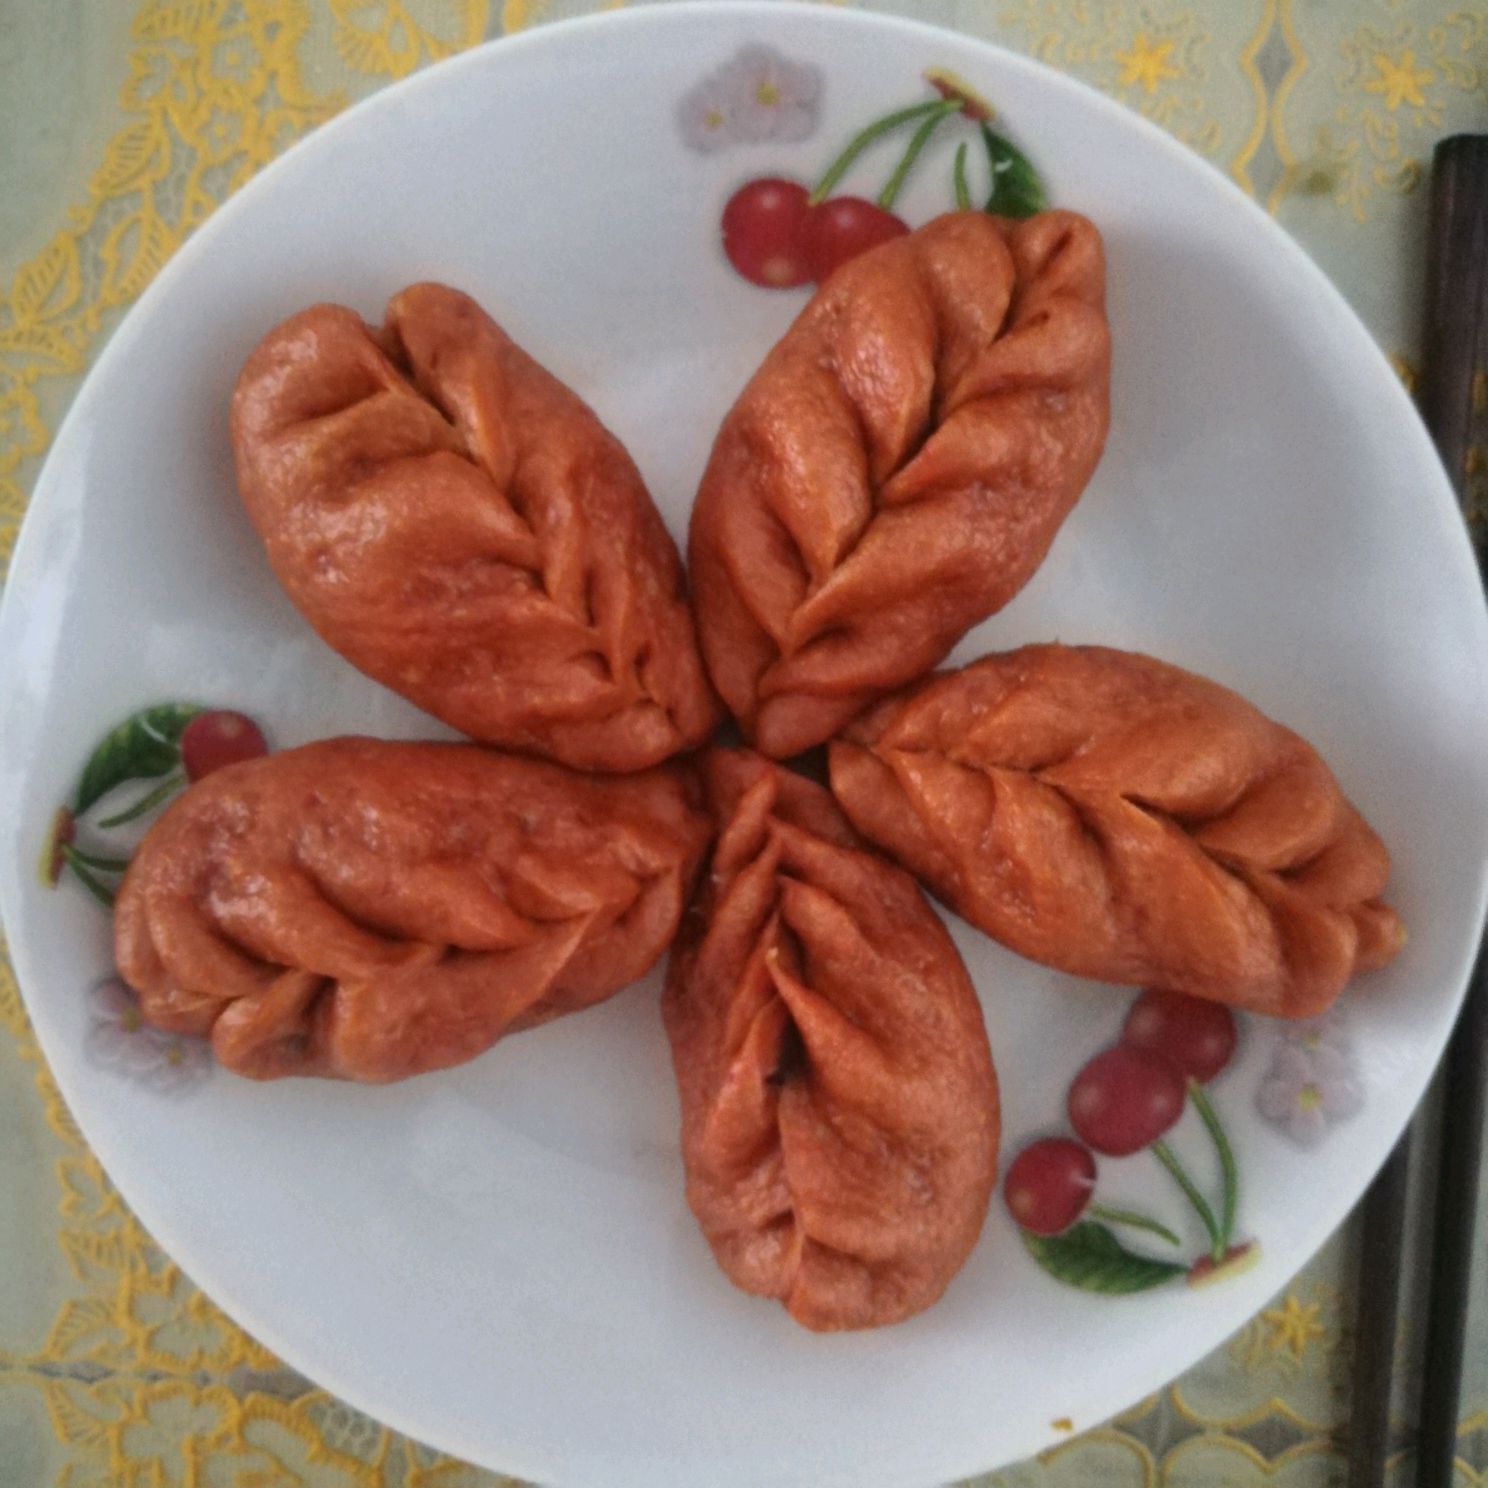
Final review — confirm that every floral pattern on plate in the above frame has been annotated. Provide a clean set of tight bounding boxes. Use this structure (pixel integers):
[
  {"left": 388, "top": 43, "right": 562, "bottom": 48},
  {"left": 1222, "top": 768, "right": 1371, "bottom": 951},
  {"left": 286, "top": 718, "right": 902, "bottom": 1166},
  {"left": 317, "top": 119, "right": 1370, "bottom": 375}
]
[
  {"left": 44, "top": 704, "right": 271, "bottom": 1092},
  {"left": 688, "top": 60, "right": 1045, "bottom": 289},
  {"left": 676, "top": 45, "right": 822, "bottom": 154},
  {"left": 85, "top": 976, "right": 212, "bottom": 1095},
  {"left": 1005, "top": 988, "right": 1261, "bottom": 1295},
  {"left": 1257, "top": 1012, "right": 1365, "bottom": 1146}
]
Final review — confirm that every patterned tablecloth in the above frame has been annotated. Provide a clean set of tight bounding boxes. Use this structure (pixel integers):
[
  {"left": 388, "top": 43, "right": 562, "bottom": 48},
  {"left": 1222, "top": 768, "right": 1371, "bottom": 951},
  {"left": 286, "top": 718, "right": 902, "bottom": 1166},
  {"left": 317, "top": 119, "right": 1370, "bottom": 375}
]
[{"left": 1, "top": 1, "right": 1485, "bottom": 1484}]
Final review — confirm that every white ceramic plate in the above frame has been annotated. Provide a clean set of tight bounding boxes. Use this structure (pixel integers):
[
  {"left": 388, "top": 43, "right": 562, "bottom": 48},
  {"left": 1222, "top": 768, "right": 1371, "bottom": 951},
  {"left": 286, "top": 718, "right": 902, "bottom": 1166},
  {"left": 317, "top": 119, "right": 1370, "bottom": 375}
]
[{"left": 3, "top": 6, "right": 1486, "bottom": 1485}]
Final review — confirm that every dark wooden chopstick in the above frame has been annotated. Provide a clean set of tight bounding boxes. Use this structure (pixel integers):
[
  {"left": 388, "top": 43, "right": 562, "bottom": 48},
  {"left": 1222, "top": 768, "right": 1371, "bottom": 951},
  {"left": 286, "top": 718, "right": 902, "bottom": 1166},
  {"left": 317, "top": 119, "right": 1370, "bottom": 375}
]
[
  {"left": 1348, "top": 1133, "right": 1413, "bottom": 1485},
  {"left": 1414, "top": 141, "right": 1488, "bottom": 1488},
  {"left": 1348, "top": 134, "right": 1488, "bottom": 1488},
  {"left": 1421, "top": 137, "right": 1488, "bottom": 519},
  {"left": 1418, "top": 954, "right": 1488, "bottom": 1487}
]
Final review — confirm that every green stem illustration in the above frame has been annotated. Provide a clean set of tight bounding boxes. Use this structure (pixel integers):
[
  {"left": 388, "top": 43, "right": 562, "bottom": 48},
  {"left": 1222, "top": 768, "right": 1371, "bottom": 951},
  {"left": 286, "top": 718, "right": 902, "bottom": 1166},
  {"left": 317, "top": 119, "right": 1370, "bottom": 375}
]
[
  {"left": 1086, "top": 1203, "right": 1182, "bottom": 1248},
  {"left": 1151, "top": 1138, "right": 1225, "bottom": 1262},
  {"left": 877, "top": 99, "right": 960, "bottom": 209},
  {"left": 953, "top": 141, "right": 971, "bottom": 208},
  {"left": 1189, "top": 1080, "right": 1238, "bottom": 1247},
  {"left": 809, "top": 99, "right": 943, "bottom": 204},
  {"left": 98, "top": 773, "right": 184, "bottom": 829},
  {"left": 60, "top": 846, "right": 116, "bottom": 909},
  {"left": 64, "top": 847, "right": 131, "bottom": 873}
]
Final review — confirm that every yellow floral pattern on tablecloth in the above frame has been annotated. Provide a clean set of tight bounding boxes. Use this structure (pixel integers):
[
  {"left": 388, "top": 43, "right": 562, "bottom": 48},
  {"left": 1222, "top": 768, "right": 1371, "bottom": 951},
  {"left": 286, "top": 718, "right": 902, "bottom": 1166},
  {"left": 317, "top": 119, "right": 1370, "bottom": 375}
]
[
  {"left": 1270, "top": 0, "right": 1488, "bottom": 352},
  {"left": 328, "top": 0, "right": 488, "bottom": 77},
  {"left": 1318, "top": 12, "right": 1488, "bottom": 221},
  {"left": 0, "top": 941, "right": 525, "bottom": 1486},
  {"left": 1, "top": 1, "right": 1486, "bottom": 1484},
  {"left": 0, "top": 0, "right": 345, "bottom": 578},
  {"left": 993, "top": 1, "right": 1227, "bottom": 154}
]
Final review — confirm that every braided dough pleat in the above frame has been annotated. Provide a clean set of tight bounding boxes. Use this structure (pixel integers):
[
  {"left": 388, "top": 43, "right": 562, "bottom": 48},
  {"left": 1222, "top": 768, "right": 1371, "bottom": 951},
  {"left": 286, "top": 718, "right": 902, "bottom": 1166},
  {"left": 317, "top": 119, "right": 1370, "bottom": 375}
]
[
  {"left": 231, "top": 284, "right": 718, "bottom": 771},
  {"left": 690, "top": 210, "right": 1110, "bottom": 757},
  {"left": 830, "top": 646, "right": 1404, "bottom": 1018},
  {"left": 115, "top": 740, "right": 710, "bottom": 1081},
  {"left": 663, "top": 749, "right": 999, "bottom": 1330}
]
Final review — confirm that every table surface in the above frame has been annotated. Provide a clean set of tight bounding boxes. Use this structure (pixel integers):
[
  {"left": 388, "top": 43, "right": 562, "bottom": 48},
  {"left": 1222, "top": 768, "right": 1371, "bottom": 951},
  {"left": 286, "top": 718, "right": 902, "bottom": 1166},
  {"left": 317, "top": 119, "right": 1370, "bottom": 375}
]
[{"left": 1, "top": 1, "right": 1485, "bottom": 1484}]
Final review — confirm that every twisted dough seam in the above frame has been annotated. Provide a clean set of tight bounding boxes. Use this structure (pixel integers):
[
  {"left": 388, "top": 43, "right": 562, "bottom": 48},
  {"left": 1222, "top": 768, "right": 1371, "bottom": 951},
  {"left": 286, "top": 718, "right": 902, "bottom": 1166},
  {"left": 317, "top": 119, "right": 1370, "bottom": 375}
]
[
  {"left": 114, "top": 739, "right": 710, "bottom": 1081},
  {"left": 829, "top": 645, "right": 1404, "bottom": 1018},
  {"left": 231, "top": 283, "right": 718, "bottom": 770},
  {"left": 689, "top": 209, "right": 1110, "bottom": 757},
  {"left": 663, "top": 749, "right": 999, "bottom": 1331}
]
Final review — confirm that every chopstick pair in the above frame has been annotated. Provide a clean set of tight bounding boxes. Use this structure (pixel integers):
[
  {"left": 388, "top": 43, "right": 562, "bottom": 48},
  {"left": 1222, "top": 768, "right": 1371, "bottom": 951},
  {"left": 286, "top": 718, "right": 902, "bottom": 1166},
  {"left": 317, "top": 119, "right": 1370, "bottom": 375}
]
[{"left": 1349, "top": 134, "right": 1488, "bottom": 1488}]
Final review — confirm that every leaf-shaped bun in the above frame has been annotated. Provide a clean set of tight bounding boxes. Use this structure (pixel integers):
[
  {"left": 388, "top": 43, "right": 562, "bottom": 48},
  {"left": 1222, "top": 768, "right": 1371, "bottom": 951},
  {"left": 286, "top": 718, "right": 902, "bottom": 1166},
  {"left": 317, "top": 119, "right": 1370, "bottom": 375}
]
[
  {"left": 830, "top": 645, "right": 1406, "bottom": 1018},
  {"left": 663, "top": 749, "right": 999, "bottom": 1331},
  {"left": 689, "top": 210, "right": 1109, "bottom": 758},
  {"left": 231, "top": 284, "right": 719, "bottom": 772},
  {"left": 114, "top": 739, "right": 710, "bottom": 1081}
]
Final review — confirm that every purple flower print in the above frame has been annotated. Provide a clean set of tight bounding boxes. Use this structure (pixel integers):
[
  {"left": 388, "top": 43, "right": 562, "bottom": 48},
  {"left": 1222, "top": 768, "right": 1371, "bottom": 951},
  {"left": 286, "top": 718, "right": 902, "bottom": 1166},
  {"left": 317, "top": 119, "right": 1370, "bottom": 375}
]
[
  {"left": 677, "top": 45, "right": 821, "bottom": 153},
  {"left": 1278, "top": 1010, "right": 1354, "bottom": 1059},
  {"left": 677, "top": 74, "right": 738, "bottom": 154},
  {"left": 85, "top": 977, "right": 210, "bottom": 1095},
  {"left": 721, "top": 46, "right": 821, "bottom": 143},
  {"left": 1256, "top": 1014, "right": 1363, "bottom": 1147}
]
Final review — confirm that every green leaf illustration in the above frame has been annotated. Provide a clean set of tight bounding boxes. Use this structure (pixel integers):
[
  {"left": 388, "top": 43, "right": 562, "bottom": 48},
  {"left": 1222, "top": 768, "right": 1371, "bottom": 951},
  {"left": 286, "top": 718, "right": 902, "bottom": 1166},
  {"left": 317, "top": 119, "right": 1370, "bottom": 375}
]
[
  {"left": 982, "top": 124, "right": 1046, "bottom": 218},
  {"left": 1020, "top": 1221, "right": 1187, "bottom": 1295},
  {"left": 74, "top": 704, "right": 204, "bottom": 815}
]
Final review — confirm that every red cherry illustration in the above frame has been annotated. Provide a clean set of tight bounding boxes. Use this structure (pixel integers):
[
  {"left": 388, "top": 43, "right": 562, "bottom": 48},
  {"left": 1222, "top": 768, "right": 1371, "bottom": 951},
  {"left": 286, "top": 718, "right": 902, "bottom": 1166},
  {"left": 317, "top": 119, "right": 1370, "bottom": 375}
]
[
  {"left": 1122, "top": 988, "right": 1237, "bottom": 1084},
  {"left": 181, "top": 711, "right": 268, "bottom": 782},
  {"left": 1003, "top": 1137, "right": 1096, "bottom": 1236},
  {"left": 721, "top": 178, "right": 813, "bottom": 288},
  {"left": 803, "top": 195, "right": 909, "bottom": 282},
  {"left": 1068, "top": 1045, "right": 1186, "bottom": 1157}
]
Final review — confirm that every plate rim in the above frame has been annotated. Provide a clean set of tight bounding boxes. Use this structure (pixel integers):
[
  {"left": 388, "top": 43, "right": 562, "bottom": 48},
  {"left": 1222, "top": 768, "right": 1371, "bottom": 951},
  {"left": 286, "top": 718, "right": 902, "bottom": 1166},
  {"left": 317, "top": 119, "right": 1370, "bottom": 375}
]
[{"left": 2, "top": 4, "right": 1485, "bottom": 1485}]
